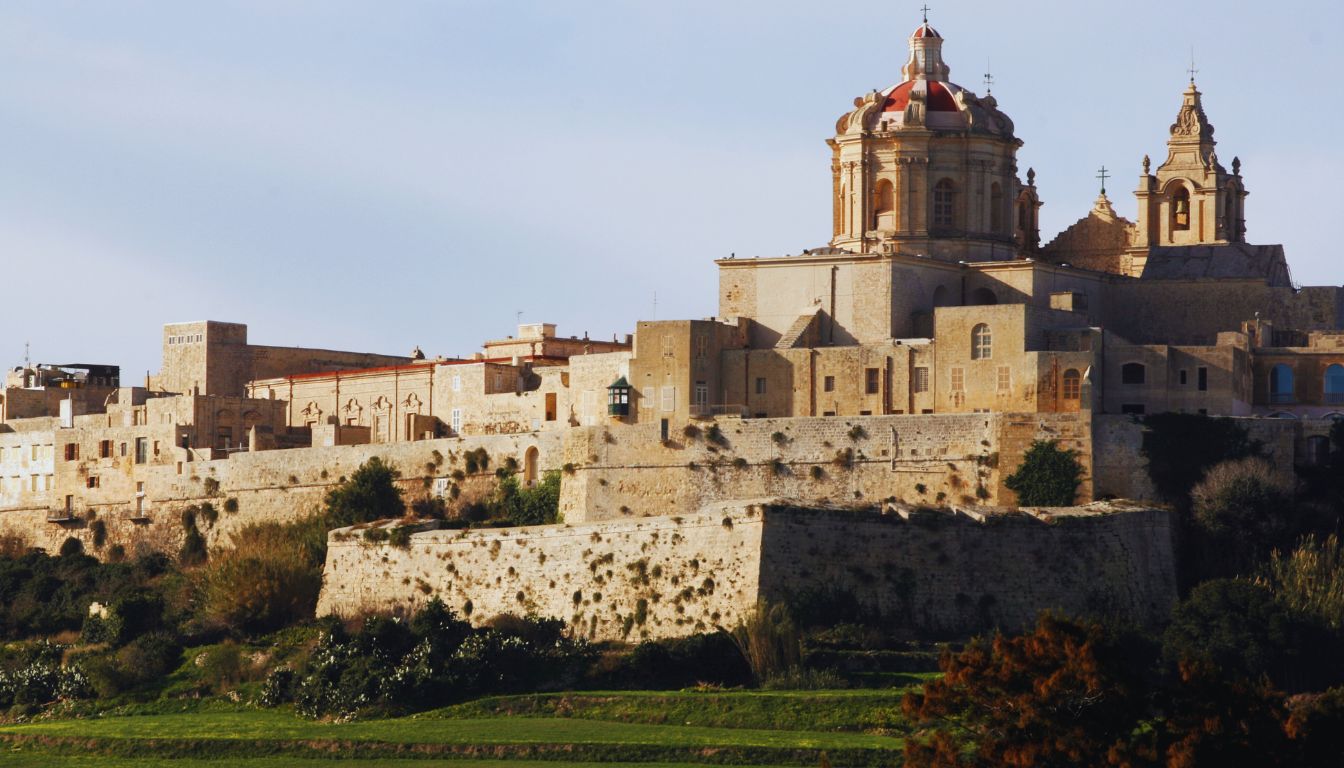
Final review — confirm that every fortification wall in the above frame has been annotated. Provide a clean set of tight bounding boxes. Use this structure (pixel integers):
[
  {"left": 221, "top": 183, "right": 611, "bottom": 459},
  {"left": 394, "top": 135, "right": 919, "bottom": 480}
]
[
  {"left": 317, "top": 502, "right": 1177, "bottom": 641},
  {"left": 559, "top": 413, "right": 1090, "bottom": 524},
  {"left": 0, "top": 431, "right": 563, "bottom": 559}
]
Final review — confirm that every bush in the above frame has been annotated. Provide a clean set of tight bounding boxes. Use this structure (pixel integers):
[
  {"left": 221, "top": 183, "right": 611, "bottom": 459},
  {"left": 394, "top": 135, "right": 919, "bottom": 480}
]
[
  {"left": 1141, "top": 412, "right": 1259, "bottom": 507},
  {"left": 1191, "top": 457, "right": 1295, "bottom": 574},
  {"left": 463, "top": 448, "right": 491, "bottom": 475},
  {"left": 58, "top": 537, "right": 83, "bottom": 557},
  {"left": 324, "top": 457, "right": 405, "bottom": 527},
  {"left": 1003, "top": 440, "right": 1082, "bottom": 506},
  {"left": 222, "top": 497, "right": 239, "bottom": 514},
  {"left": 197, "top": 517, "right": 327, "bottom": 636},
  {"left": 1260, "top": 535, "right": 1344, "bottom": 632},
  {"left": 730, "top": 603, "right": 802, "bottom": 685}
]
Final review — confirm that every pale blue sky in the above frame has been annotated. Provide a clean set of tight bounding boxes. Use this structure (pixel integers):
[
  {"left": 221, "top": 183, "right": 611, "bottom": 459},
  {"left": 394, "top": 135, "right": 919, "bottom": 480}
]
[{"left": 3, "top": 1, "right": 1340, "bottom": 378}]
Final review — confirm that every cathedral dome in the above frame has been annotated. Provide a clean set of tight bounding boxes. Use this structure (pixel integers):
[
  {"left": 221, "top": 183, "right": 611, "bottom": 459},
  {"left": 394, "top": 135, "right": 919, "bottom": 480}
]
[{"left": 882, "top": 79, "right": 963, "bottom": 114}]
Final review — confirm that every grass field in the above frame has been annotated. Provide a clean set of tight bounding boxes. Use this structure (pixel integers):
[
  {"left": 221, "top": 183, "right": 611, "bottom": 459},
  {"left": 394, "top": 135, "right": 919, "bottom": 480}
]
[{"left": 0, "top": 688, "right": 915, "bottom": 766}]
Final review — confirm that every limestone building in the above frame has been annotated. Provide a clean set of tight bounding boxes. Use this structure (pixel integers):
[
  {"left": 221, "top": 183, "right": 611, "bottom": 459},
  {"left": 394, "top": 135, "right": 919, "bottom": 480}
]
[{"left": 0, "top": 14, "right": 1341, "bottom": 560}]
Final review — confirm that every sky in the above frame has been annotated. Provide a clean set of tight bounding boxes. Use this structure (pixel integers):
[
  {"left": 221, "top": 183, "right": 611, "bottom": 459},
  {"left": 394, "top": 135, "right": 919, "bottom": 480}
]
[{"left": 2, "top": 0, "right": 1341, "bottom": 379}]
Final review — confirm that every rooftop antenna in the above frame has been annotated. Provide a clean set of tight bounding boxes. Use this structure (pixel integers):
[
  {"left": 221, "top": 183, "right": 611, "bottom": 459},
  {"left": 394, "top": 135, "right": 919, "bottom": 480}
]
[
  {"left": 652, "top": 291, "right": 658, "bottom": 321},
  {"left": 515, "top": 310, "right": 523, "bottom": 327},
  {"left": 1096, "top": 165, "right": 1110, "bottom": 195},
  {"left": 23, "top": 341, "right": 30, "bottom": 370}
]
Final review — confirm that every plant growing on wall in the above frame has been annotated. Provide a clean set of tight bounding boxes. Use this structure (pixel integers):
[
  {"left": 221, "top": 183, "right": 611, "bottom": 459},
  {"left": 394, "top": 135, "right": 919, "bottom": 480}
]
[
  {"left": 1003, "top": 440, "right": 1083, "bottom": 507},
  {"left": 323, "top": 457, "right": 406, "bottom": 527},
  {"left": 1140, "top": 413, "right": 1259, "bottom": 507}
]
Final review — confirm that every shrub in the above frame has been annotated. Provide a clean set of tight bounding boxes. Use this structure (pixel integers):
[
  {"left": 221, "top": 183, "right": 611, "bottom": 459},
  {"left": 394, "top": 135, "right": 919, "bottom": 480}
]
[
  {"left": 464, "top": 448, "right": 491, "bottom": 475},
  {"left": 388, "top": 526, "right": 412, "bottom": 549},
  {"left": 810, "top": 465, "right": 825, "bottom": 480},
  {"left": 198, "top": 642, "right": 252, "bottom": 691},
  {"left": 832, "top": 448, "right": 854, "bottom": 469},
  {"left": 771, "top": 431, "right": 788, "bottom": 445},
  {"left": 706, "top": 424, "right": 727, "bottom": 446},
  {"left": 1260, "top": 535, "right": 1344, "bottom": 632},
  {"left": 1191, "top": 457, "right": 1295, "bottom": 574},
  {"left": 198, "top": 502, "right": 219, "bottom": 527},
  {"left": 197, "top": 517, "right": 327, "bottom": 635},
  {"left": 848, "top": 425, "right": 867, "bottom": 441},
  {"left": 222, "top": 497, "right": 239, "bottom": 514},
  {"left": 324, "top": 457, "right": 405, "bottom": 528},
  {"left": 1003, "top": 440, "right": 1082, "bottom": 506},
  {"left": 89, "top": 520, "right": 107, "bottom": 549},
  {"left": 58, "top": 537, "right": 83, "bottom": 558},
  {"left": 594, "top": 632, "right": 751, "bottom": 690},
  {"left": 730, "top": 603, "right": 802, "bottom": 685},
  {"left": 202, "top": 477, "right": 221, "bottom": 497},
  {"left": 179, "top": 521, "right": 207, "bottom": 567},
  {"left": 682, "top": 424, "right": 700, "bottom": 439},
  {"left": 1141, "top": 412, "right": 1259, "bottom": 507}
]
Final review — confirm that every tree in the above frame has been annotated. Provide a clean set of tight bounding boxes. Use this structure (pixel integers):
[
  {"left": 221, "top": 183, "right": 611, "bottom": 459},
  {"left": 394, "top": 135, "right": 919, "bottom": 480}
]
[
  {"left": 1140, "top": 413, "right": 1258, "bottom": 508},
  {"left": 1189, "top": 457, "right": 1294, "bottom": 573},
  {"left": 1003, "top": 440, "right": 1083, "bottom": 506},
  {"left": 902, "top": 614, "right": 1156, "bottom": 767},
  {"left": 1162, "top": 579, "right": 1301, "bottom": 690},
  {"left": 323, "top": 457, "right": 405, "bottom": 527}
]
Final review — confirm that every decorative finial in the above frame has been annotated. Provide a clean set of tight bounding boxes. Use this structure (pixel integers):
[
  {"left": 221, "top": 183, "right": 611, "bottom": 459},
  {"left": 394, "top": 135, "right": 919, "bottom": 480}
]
[
  {"left": 1232, "top": 156, "right": 1241, "bottom": 175},
  {"left": 1187, "top": 47, "right": 1198, "bottom": 83},
  {"left": 983, "top": 59, "right": 994, "bottom": 94},
  {"left": 1026, "top": 167, "right": 1036, "bottom": 186},
  {"left": 1142, "top": 154, "right": 1151, "bottom": 175},
  {"left": 921, "top": 3, "right": 930, "bottom": 23},
  {"left": 1096, "top": 165, "right": 1110, "bottom": 196}
]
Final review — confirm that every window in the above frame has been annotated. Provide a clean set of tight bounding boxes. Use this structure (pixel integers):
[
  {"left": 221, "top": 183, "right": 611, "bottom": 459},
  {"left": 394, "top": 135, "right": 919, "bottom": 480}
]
[
  {"left": 660, "top": 386, "right": 675, "bottom": 412},
  {"left": 823, "top": 376, "right": 835, "bottom": 392},
  {"left": 1198, "top": 367, "right": 1208, "bottom": 391},
  {"left": 872, "top": 179, "right": 894, "bottom": 228},
  {"left": 1270, "top": 364, "right": 1295, "bottom": 404},
  {"left": 996, "top": 366, "right": 1010, "bottom": 392},
  {"left": 660, "top": 419, "right": 669, "bottom": 442},
  {"left": 695, "top": 335, "right": 708, "bottom": 361},
  {"left": 1121, "top": 404, "right": 1146, "bottom": 415},
  {"left": 971, "top": 324, "right": 992, "bottom": 360},
  {"left": 450, "top": 408, "right": 462, "bottom": 434},
  {"left": 694, "top": 382, "right": 709, "bottom": 412},
  {"left": 134, "top": 438, "right": 148, "bottom": 464},
  {"left": 933, "top": 178, "right": 955, "bottom": 229},
  {"left": 755, "top": 377, "right": 767, "bottom": 395},
  {"left": 545, "top": 392, "right": 557, "bottom": 421},
  {"left": 865, "top": 368, "right": 880, "bottom": 395},
  {"left": 1325, "top": 364, "right": 1344, "bottom": 404},
  {"left": 661, "top": 336, "right": 674, "bottom": 356},
  {"left": 951, "top": 367, "right": 965, "bottom": 392},
  {"left": 913, "top": 367, "right": 930, "bottom": 393},
  {"left": 1179, "top": 370, "right": 1188, "bottom": 386},
  {"left": 1062, "top": 368, "right": 1082, "bottom": 400},
  {"left": 452, "top": 375, "right": 461, "bottom": 392},
  {"left": 86, "top": 476, "right": 99, "bottom": 489},
  {"left": 119, "top": 442, "right": 127, "bottom": 457},
  {"left": 1171, "top": 186, "right": 1190, "bottom": 231},
  {"left": 98, "top": 440, "right": 113, "bottom": 459},
  {"left": 64, "top": 443, "right": 78, "bottom": 461},
  {"left": 1121, "top": 363, "right": 1146, "bottom": 385},
  {"left": 990, "top": 182, "right": 1003, "bottom": 232}
]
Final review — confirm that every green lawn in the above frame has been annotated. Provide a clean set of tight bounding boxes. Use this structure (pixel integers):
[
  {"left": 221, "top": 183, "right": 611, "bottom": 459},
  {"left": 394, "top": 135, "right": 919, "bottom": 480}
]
[{"left": 0, "top": 689, "right": 910, "bottom": 766}]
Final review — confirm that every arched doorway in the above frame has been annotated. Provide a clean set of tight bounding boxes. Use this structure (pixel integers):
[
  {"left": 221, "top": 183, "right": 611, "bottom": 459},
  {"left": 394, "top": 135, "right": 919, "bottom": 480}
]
[{"left": 523, "top": 446, "right": 539, "bottom": 486}]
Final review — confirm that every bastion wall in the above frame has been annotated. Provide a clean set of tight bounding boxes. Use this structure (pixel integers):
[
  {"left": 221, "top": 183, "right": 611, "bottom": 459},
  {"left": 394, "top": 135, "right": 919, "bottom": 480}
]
[{"left": 316, "top": 502, "right": 1177, "bottom": 641}]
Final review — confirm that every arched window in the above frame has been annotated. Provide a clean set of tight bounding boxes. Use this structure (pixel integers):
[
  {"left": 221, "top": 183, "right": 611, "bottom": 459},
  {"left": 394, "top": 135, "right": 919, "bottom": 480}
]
[
  {"left": 990, "top": 182, "right": 1003, "bottom": 232},
  {"left": 971, "top": 324, "right": 992, "bottom": 360},
  {"left": 1325, "top": 364, "right": 1344, "bottom": 404},
  {"left": 524, "top": 446, "right": 539, "bottom": 486},
  {"left": 1270, "top": 364, "right": 1295, "bottom": 404},
  {"left": 1171, "top": 186, "right": 1190, "bottom": 231},
  {"left": 1062, "top": 369, "right": 1082, "bottom": 400},
  {"left": 931, "top": 285, "right": 950, "bottom": 307},
  {"left": 970, "top": 287, "right": 998, "bottom": 306},
  {"left": 1121, "top": 363, "right": 1146, "bottom": 385},
  {"left": 872, "top": 179, "right": 894, "bottom": 229},
  {"left": 933, "top": 179, "right": 956, "bottom": 230}
]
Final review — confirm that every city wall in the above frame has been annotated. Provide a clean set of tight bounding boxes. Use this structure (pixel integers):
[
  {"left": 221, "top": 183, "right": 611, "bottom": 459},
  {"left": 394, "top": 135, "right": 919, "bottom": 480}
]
[
  {"left": 558, "top": 412, "right": 1091, "bottom": 523},
  {"left": 316, "top": 501, "right": 1177, "bottom": 640}
]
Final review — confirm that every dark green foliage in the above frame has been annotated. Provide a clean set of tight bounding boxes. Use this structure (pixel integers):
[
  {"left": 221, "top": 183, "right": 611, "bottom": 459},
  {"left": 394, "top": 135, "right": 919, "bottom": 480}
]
[
  {"left": 289, "top": 601, "right": 591, "bottom": 718},
  {"left": 198, "top": 517, "right": 328, "bottom": 636},
  {"left": 0, "top": 641, "right": 91, "bottom": 708},
  {"left": 1002, "top": 440, "right": 1082, "bottom": 506},
  {"left": 1141, "top": 412, "right": 1259, "bottom": 506},
  {"left": 179, "top": 521, "right": 207, "bottom": 567},
  {"left": 1191, "top": 458, "right": 1296, "bottom": 576},
  {"left": 82, "top": 589, "right": 166, "bottom": 646},
  {"left": 388, "top": 526, "right": 412, "bottom": 549},
  {"left": 591, "top": 632, "right": 752, "bottom": 690},
  {"left": 456, "top": 471, "right": 562, "bottom": 527},
  {"left": 323, "top": 457, "right": 406, "bottom": 527},
  {"left": 411, "top": 495, "right": 448, "bottom": 518},
  {"left": 0, "top": 550, "right": 168, "bottom": 639},
  {"left": 58, "top": 537, "right": 83, "bottom": 557},
  {"left": 1163, "top": 579, "right": 1343, "bottom": 692},
  {"left": 222, "top": 497, "right": 239, "bottom": 514},
  {"left": 89, "top": 519, "right": 107, "bottom": 549}
]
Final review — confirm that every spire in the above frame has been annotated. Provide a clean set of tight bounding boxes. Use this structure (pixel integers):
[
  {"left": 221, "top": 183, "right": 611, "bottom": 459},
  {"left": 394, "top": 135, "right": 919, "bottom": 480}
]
[
  {"left": 1170, "top": 80, "right": 1215, "bottom": 143},
  {"left": 902, "top": 9, "right": 950, "bottom": 83}
]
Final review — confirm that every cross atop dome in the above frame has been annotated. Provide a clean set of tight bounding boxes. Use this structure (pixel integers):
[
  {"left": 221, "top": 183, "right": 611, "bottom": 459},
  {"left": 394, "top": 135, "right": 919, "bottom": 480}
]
[{"left": 903, "top": 7, "right": 950, "bottom": 82}]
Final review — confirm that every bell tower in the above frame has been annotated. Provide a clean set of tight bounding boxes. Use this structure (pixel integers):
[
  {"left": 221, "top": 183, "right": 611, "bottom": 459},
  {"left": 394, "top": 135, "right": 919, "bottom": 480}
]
[{"left": 1134, "top": 78, "right": 1248, "bottom": 246}]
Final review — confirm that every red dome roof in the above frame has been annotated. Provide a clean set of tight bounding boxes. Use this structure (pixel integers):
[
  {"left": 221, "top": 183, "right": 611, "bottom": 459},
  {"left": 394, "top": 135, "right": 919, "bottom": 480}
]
[
  {"left": 882, "top": 80, "right": 961, "bottom": 113},
  {"left": 912, "top": 23, "right": 941, "bottom": 38}
]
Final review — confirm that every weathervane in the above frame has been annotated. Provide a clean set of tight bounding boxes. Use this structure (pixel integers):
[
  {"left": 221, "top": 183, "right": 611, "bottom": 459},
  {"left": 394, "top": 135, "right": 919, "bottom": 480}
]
[
  {"left": 1096, "top": 166, "right": 1110, "bottom": 195},
  {"left": 1187, "top": 48, "right": 1199, "bottom": 83},
  {"left": 983, "top": 60, "right": 994, "bottom": 94}
]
